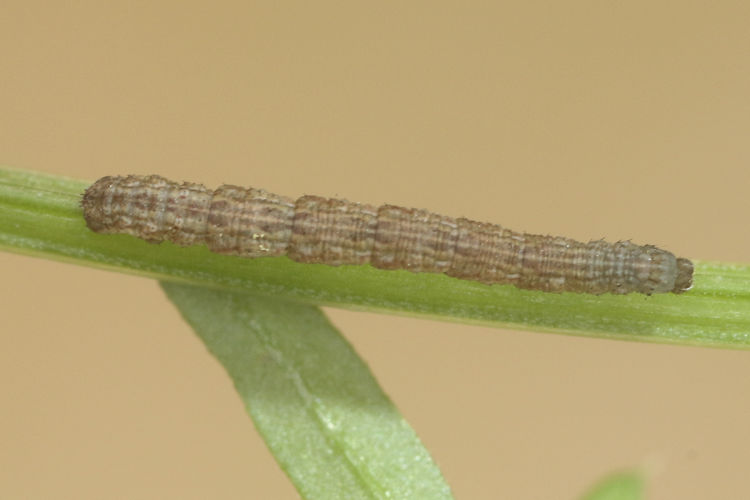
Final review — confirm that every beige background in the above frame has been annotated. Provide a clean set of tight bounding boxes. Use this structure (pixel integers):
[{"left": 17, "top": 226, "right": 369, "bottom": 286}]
[{"left": 1, "top": 2, "right": 749, "bottom": 499}]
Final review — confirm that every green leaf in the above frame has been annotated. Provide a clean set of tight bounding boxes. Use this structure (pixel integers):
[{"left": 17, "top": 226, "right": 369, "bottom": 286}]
[
  {"left": 161, "top": 281, "right": 453, "bottom": 500},
  {"left": 2, "top": 165, "right": 750, "bottom": 348},
  {"left": 579, "top": 470, "right": 645, "bottom": 500}
]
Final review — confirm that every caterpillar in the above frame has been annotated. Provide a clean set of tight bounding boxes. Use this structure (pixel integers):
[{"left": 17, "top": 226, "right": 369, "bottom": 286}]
[{"left": 81, "top": 175, "right": 693, "bottom": 295}]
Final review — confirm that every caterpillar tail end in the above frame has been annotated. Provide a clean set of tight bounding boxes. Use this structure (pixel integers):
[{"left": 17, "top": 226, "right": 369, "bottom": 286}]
[
  {"left": 81, "top": 176, "right": 117, "bottom": 233},
  {"left": 672, "top": 257, "right": 694, "bottom": 294}
]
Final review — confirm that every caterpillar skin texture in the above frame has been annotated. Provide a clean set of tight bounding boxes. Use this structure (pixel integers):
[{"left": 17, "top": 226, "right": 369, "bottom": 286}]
[{"left": 81, "top": 175, "right": 693, "bottom": 295}]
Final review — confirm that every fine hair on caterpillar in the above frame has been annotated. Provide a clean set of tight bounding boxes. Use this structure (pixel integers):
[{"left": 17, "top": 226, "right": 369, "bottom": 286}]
[{"left": 81, "top": 175, "right": 694, "bottom": 295}]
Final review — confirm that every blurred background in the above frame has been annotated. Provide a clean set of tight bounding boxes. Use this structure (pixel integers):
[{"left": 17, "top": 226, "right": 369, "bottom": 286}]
[{"left": 1, "top": 2, "right": 749, "bottom": 498}]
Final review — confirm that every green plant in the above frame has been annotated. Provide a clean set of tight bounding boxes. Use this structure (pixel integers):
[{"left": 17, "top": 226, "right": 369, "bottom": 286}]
[{"left": 2, "top": 167, "right": 748, "bottom": 499}]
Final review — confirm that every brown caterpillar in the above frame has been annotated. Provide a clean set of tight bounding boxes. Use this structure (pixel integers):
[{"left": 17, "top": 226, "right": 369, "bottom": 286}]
[{"left": 81, "top": 175, "right": 693, "bottom": 295}]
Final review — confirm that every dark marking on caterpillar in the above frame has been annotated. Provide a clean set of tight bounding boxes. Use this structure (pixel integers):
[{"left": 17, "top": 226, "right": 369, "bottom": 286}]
[{"left": 81, "top": 175, "right": 693, "bottom": 295}]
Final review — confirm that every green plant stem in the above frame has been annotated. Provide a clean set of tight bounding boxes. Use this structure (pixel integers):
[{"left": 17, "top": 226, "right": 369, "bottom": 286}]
[
  {"left": 579, "top": 469, "right": 644, "bottom": 500},
  {"left": 2, "top": 166, "right": 749, "bottom": 348}
]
